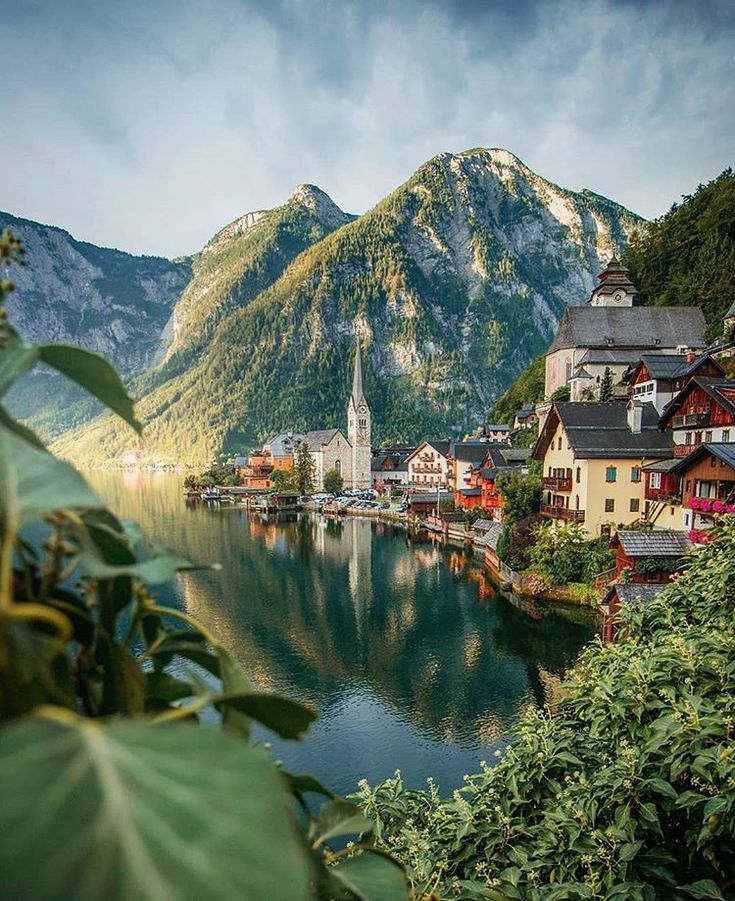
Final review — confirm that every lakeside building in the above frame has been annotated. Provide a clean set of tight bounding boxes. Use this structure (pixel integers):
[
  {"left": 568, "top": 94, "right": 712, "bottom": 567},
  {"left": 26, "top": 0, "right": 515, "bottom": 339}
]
[
  {"left": 610, "top": 529, "right": 691, "bottom": 583},
  {"left": 406, "top": 441, "right": 451, "bottom": 489},
  {"left": 371, "top": 447, "right": 413, "bottom": 489},
  {"left": 543, "top": 259, "right": 707, "bottom": 405},
  {"left": 624, "top": 353, "right": 723, "bottom": 413},
  {"left": 456, "top": 445, "right": 530, "bottom": 520},
  {"left": 533, "top": 400, "right": 674, "bottom": 537}
]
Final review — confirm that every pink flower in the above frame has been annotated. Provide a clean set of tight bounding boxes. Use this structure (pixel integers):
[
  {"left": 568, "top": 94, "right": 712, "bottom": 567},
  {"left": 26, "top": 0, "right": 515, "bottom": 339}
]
[
  {"left": 712, "top": 500, "right": 726, "bottom": 514},
  {"left": 726, "top": 505, "right": 735, "bottom": 514},
  {"left": 689, "top": 497, "right": 702, "bottom": 510}
]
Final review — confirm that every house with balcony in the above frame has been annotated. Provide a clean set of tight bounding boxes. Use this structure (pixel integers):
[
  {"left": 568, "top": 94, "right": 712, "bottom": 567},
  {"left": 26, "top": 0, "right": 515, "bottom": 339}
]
[
  {"left": 406, "top": 440, "right": 451, "bottom": 490},
  {"left": 664, "top": 443, "right": 735, "bottom": 535},
  {"left": 513, "top": 406, "right": 537, "bottom": 430},
  {"left": 625, "top": 353, "right": 723, "bottom": 413},
  {"left": 448, "top": 441, "right": 496, "bottom": 495},
  {"left": 658, "top": 377, "right": 735, "bottom": 455},
  {"left": 456, "top": 446, "right": 530, "bottom": 519},
  {"left": 371, "top": 447, "right": 414, "bottom": 489},
  {"left": 532, "top": 400, "right": 674, "bottom": 537}
]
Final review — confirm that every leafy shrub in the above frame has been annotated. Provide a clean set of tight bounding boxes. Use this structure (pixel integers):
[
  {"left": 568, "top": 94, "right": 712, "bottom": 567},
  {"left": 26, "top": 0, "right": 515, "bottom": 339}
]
[
  {"left": 323, "top": 468, "right": 344, "bottom": 494},
  {"left": 358, "top": 519, "right": 735, "bottom": 899}
]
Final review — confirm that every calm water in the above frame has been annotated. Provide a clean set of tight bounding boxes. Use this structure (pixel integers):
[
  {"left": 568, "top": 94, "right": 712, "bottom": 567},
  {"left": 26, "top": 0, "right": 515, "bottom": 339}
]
[{"left": 89, "top": 471, "right": 598, "bottom": 796}]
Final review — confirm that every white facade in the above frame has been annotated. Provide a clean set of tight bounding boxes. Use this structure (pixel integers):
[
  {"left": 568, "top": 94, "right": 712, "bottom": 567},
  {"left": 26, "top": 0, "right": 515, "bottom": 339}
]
[{"left": 406, "top": 442, "right": 450, "bottom": 489}]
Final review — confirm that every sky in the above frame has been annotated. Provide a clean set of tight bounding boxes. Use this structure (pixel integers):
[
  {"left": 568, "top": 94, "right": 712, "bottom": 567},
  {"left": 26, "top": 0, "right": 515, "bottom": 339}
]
[{"left": 3, "top": 0, "right": 734, "bottom": 258}]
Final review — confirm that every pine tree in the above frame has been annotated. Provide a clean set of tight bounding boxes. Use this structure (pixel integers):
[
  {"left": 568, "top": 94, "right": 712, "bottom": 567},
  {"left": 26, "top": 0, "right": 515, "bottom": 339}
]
[
  {"left": 292, "top": 442, "right": 317, "bottom": 495},
  {"left": 599, "top": 367, "right": 614, "bottom": 402}
]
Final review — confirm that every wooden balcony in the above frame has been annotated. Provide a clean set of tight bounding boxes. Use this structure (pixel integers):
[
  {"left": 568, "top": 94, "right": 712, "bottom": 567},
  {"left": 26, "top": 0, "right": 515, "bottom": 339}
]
[
  {"left": 540, "top": 503, "right": 585, "bottom": 523},
  {"left": 541, "top": 475, "right": 572, "bottom": 491},
  {"left": 674, "top": 444, "right": 696, "bottom": 456},
  {"left": 672, "top": 412, "right": 709, "bottom": 428}
]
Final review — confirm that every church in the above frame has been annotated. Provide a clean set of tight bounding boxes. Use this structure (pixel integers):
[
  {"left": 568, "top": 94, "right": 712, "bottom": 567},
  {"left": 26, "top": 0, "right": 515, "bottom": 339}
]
[{"left": 303, "top": 339, "right": 372, "bottom": 490}]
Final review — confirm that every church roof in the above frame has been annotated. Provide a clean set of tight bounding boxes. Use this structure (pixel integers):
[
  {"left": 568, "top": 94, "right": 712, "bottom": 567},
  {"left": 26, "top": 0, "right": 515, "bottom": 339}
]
[
  {"left": 589, "top": 258, "right": 638, "bottom": 300},
  {"left": 549, "top": 306, "right": 707, "bottom": 353},
  {"left": 303, "top": 429, "right": 344, "bottom": 450},
  {"left": 351, "top": 339, "right": 367, "bottom": 406}
]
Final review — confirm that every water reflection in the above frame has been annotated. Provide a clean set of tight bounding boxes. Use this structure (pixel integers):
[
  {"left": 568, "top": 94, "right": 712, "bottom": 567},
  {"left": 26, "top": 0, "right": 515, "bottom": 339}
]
[{"left": 88, "top": 472, "right": 597, "bottom": 794}]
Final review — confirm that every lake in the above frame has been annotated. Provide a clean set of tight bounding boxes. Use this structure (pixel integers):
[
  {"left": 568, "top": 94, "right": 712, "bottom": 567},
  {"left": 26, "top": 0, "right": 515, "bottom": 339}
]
[{"left": 89, "top": 471, "right": 598, "bottom": 797}]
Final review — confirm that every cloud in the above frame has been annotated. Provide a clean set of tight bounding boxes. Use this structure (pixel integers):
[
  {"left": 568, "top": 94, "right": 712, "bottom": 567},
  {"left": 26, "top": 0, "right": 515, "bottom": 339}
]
[{"left": 2, "top": 0, "right": 733, "bottom": 257}]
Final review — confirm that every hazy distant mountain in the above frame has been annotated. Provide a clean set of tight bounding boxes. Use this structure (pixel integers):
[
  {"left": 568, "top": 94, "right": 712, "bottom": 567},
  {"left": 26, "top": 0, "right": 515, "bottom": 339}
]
[{"left": 6, "top": 149, "right": 643, "bottom": 462}]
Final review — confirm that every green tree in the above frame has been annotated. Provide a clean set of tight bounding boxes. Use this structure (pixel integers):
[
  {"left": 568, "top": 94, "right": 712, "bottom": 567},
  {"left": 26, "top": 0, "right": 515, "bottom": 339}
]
[
  {"left": 323, "top": 468, "right": 344, "bottom": 494},
  {"left": 292, "top": 441, "right": 316, "bottom": 495},
  {"left": 599, "top": 365, "right": 614, "bottom": 402},
  {"left": 550, "top": 384, "right": 570, "bottom": 402},
  {"left": 496, "top": 464, "right": 541, "bottom": 523}
]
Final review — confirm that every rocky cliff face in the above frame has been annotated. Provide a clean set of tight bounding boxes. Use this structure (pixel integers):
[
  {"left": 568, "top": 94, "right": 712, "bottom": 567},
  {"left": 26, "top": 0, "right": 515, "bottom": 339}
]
[
  {"left": 49, "top": 148, "right": 643, "bottom": 464},
  {"left": 0, "top": 211, "right": 190, "bottom": 372}
]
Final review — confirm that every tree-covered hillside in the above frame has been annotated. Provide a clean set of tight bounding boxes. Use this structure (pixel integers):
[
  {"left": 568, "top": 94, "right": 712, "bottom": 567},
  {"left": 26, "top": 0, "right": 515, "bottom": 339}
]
[
  {"left": 52, "top": 148, "right": 640, "bottom": 464},
  {"left": 492, "top": 168, "right": 735, "bottom": 416},
  {"left": 624, "top": 168, "right": 735, "bottom": 341}
]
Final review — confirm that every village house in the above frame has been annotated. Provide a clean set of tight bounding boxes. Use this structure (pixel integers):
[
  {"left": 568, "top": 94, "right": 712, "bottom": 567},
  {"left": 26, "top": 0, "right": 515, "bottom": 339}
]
[
  {"left": 473, "top": 423, "right": 512, "bottom": 443},
  {"left": 456, "top": 446, "right": 530, "bottom": 520},
  {"left": 657, "top": 443, "right": 735, "bottom": 534},
  {"left": 448, "top": 441, "right": 495, "bottom": 495},
  {"left": 371, "top": 446, "right": 414, "bottom": 490},
  {"left": 543, "top": 258, "right": 706, "bottom": 404},
  {"left": 658, "top": 377, "right": 735, "bottom": 454},
  {"left": 599, "top": 583, "right": 665, "bottom": 643},
  {"left": 610, "top": 529, "right": 690, "bottom": 583},
  {"left": 513, "top": 406, "right": 537, "bottom": 430},
  {"left": 263, "top": 432, "right": 305, "bottom": 471},
  {"left": 533, "top": 400, "right": 674, "bottom": 537},
  {"left": 406, "top": 440, "right": 451, "bottom": 490},
  {"left": 625, "top": 353, "right": 723, "bottom": 413}
]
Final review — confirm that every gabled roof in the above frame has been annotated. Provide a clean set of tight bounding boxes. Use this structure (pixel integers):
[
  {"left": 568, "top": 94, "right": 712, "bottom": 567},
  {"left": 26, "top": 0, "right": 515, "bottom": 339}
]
[
  {"left": 533, "top": 402, "right": 674, "bottom": 460},
  {"left": 515, "top": 406, "right": 536, "bottom": 418},
  {"left": 476, "top": 522, "right": 503, "bottom": 551},
  {"left": 629, "top": 352, "right": 723, "bottom": 384},
  {"left": 601, "top": 583, "right": 665, "bottom": 608},
  {"left": 641, "top": 457, "right": 680, "bottom": 473},
  {"left": 459, "top": 488, "right": 482, "bottom": 497},
  {"left": 264, "top": 432, "right": 306, "bottom": 456},
  {"left": 405, "top": 440, "right": 451, "bottom": 462},
  {"left": 303, "top": 429, "right": 344, "bottom": 450},
  {"left": 659, "top": 378, "right": 735, "bottom": 427},
  {"left": 612, "top": 529, "right": 690, "bottom": 557},
  {"left": 549, "top": 307, "right": 707, "bottom": 354},
  {"left": 472, "top": 519, "right": 494, "bottom": 532},
  {"left": 451, "top": 441, "right": 494, "bottom": 463},
  {"left": 670, "top": 442, "right": 735, "bottom": 474}
]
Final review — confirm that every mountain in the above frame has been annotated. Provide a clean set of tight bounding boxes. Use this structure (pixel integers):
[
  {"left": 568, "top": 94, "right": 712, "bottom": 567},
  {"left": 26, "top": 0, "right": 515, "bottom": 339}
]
[
  {"left": 492, "top": 166, "right": 735, "bottom": 422},
  {"left": 48, "top": 148, "right": 642, "bottom": 464}
]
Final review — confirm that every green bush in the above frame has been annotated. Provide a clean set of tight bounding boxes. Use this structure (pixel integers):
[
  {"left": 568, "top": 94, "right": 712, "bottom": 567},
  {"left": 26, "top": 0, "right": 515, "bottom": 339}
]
[
  {"left": 358, "top": 519, "right": 735, "bottom": 899},
  {"left": 323, "top": 468, "right": 345, "bottom": 494}
]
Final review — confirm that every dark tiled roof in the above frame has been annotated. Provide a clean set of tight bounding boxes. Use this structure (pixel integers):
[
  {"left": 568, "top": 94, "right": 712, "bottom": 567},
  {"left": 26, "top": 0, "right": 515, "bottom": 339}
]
[
  {"left": 671, "top": 442, "right": 735, "bottom": 473},
  {"left": 452, "top": 441, "right": 493, "bottom": 463},
  {"left": 549, "top": 307, "right": 707, "bottom": 353},
  {"left": 579, "top": 348, "right": 661, "bottom": 366},
  {"left": 408, "top": 491, "right": 453, "bottom": 504},
  {"left": 554, "top": 402, "right": 674, "bottom": 459},
  {"left": 472, "top": 519, "right": 494, "bottom": 532},
  {"left": 303, "top": 429, "right": 341, "bottom": 450},
  {"left": 515, "top": 406, "right": 535, "bottom": 418},
  {"left": 502, "top": 448, "right": 531, "bottom": 462},
  {"left": 425, "top": 440, "right": 451, "bottom": 457},
  {"left": 661, "top": 378, "right": 735, "bottom": 426},
  {"left": 459, "top": 488, "right": 482, "bottom": 497},
  {"left": 602, "top": 583, "right": 666, "bottom": 607},
  {"left": 642, "top": 457, "right": 680, "bottom": 473},
  {"left": 478, "top": 521, "right": 503, "bottom": 551},
  {"left": 614, "top": 529, "right": 690, "bottom": 557},
  {"left": 634, "top": 352, "right": 721, "bottom": 382}
]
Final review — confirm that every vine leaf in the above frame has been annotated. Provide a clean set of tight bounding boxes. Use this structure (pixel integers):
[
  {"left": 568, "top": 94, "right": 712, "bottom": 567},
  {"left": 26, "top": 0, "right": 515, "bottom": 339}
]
[
  {"left": 38, "top": 344, "right": 142, "bottom": 434},
  {"left": 0, "top": 715, "right": 311, "bottom": 901},
  {"left": 311, "top": 799, "right": 373, "bottom": 847},
  {"left": 0, "top": 426, "right": 102, "bottom": 526},
  {"left": 330, "top": 852, "right": 408, "bottom": 901}
]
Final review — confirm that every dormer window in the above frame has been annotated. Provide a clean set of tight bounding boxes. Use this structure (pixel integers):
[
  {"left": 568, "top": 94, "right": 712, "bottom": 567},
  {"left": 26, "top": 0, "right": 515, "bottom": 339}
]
[{"left": 605, "top": 337, "right": 614, "bottom": 346}]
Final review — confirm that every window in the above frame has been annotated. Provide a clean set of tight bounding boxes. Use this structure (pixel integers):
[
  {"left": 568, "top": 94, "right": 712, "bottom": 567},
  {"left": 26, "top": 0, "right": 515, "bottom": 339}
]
[
  {"left": 576, "top": 466, "right": 581, "bottom": 483},
  {"left": 685, "top": 513, "right": 690, "bottom": 526},
  {"left": 705, "top": 430, "right": 713, "bottom": 442},
  {"left": 605, "top": 466, "right": 617, "bottom": 483},
  {"left": 650, "top": 472, "right": 661, "bottom": 489},
  {"left": 685, "top": 432, "right": 692, "bottom": 446},
  {"left": 695, "top": 431, "right": 703, "bottom": 445},
  {"left": 335, "top": 459, "right": 341, "bottom": 474},
  {"left": 685, "top": 480, "right": 691, "bottom": 493},
  {"left": 724, "top": 430, "right": 731, "bottom": 442},
  {"left": 630, "top": 498, "right": 640, "bottom": 513},
  {"left": 359, "top": 418, "right": 367, "bottom": 429},
  {"left": 711, "top": 456, "right": 717, "bottom": 468},
  {"left": 558, "top": 437, "right": 563, "bottom": 450},
  {"left": 630, "top": 466, "right": 641, "bottom": 483},
  {"left": 605, "top": 498, "right": 615, "bottom": 513},
  {"left": 565, "top": 358, "right": 572, "bottom": 381}
]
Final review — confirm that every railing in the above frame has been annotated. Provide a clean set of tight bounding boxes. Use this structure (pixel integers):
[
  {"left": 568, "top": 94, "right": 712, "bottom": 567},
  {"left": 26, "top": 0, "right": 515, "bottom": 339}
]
[
  {"left": 593, "top": 567, "right": 616, "bottom": 589},
  {"left": 541, "top": 476, "right": 572, "bottom": 491},
  {"left": 674, "top": 444, "right": 696, "bottom": 456},
  {"left": 672, "top": 413, "right": 709, "bottom": 428},
  {"left": 645, "top": 487, "right": 682, "bottom": 504},
  {"left": 411, "top": 464, "right": 444, "bottom": 474},
  {"left": 540, "top": 503, "right": 585, "bottom": 523}
]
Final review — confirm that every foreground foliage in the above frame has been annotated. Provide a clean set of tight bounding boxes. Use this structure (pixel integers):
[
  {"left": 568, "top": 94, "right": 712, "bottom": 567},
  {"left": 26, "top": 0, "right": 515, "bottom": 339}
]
[
  {"left": 0, "top": 232, "right": 406, "bottom": 900},
  {"left": 358, "top": 521, "right": 735, "bottom": 899}
]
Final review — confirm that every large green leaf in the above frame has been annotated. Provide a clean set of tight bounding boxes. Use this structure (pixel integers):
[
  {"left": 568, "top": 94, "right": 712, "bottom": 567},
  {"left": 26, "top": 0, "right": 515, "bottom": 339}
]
[
  {"left": 0, "top": 715, "right": 311, "bottom": 901},
  {"left": 0, "top": 426, "right": 102, "bottom": 526},
  {"left": 220, "top": 692, "right": 316, "bottom": 739},
  {"left": 312, "top": 799, "right": 373, "bottom": 847},
  {"left": 0, "top": 330, "right": 39, "bottom": 397},
  {"left": 0, "top": 404, "right": 46, "bottom": 450},
  {"left": 217, "top": 646, "right": 252, "bottom": 738},
  {"left": 38, "top": 344, "right": 142, "bottom": 434},
  {"left": 330, "top": 852, "right": 408, "bottom": 901}
]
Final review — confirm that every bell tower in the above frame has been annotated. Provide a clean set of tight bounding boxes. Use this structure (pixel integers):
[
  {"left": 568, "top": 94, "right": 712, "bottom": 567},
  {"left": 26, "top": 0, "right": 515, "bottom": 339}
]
[
  {"left": 347, "top": 338, "right": 372, "bottom": 489},
  {"left": 588, "top": 257, "right": 637, "bottom": 307}
]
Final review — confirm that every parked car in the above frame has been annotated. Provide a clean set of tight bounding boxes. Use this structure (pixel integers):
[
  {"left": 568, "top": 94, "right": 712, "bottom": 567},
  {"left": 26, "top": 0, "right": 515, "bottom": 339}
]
[{"left": 396, "top": 504, "right": 407, "bottom": 513}]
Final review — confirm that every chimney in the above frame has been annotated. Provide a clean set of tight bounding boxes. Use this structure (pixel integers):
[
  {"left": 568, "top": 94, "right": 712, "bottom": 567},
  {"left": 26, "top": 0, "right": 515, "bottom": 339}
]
[
  {"left": 686, "top": 351, "right": 696, "bottom": 363},
  {"left": 627, "top": 400, "right": 643, "bottom": 434}
]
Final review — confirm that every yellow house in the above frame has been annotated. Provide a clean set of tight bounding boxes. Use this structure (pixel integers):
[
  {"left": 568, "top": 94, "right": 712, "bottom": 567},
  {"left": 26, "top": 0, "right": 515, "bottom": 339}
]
[{"left": 533, "top": 401, "right": 674, "bottom": 537}]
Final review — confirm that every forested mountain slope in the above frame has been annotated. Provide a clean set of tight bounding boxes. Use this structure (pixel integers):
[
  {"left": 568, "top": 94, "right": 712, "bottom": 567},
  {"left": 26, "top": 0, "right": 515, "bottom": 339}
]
[
  {"left": 491, "top": 167, "right": 735, "bottom": 423},
  {"left": 53, "top": 148, "right": 641, "bottom": 463}
]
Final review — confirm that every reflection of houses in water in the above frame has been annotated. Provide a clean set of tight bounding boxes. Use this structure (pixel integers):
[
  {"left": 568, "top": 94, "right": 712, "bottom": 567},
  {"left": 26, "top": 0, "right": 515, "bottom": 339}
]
[{"left": 346, "top": 518, "right": 373, "bottom": 642}]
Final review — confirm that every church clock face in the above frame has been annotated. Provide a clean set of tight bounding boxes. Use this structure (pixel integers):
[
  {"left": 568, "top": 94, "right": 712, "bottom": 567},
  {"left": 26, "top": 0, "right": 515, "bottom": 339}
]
[{"left": 358, "top": 404, "right": 367, "bottom": 414}]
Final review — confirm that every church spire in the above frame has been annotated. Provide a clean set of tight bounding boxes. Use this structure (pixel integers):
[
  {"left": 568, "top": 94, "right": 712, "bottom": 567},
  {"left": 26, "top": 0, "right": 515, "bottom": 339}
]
[{"left": 351, "top": 338, "right": 365, "bottom": 405}]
